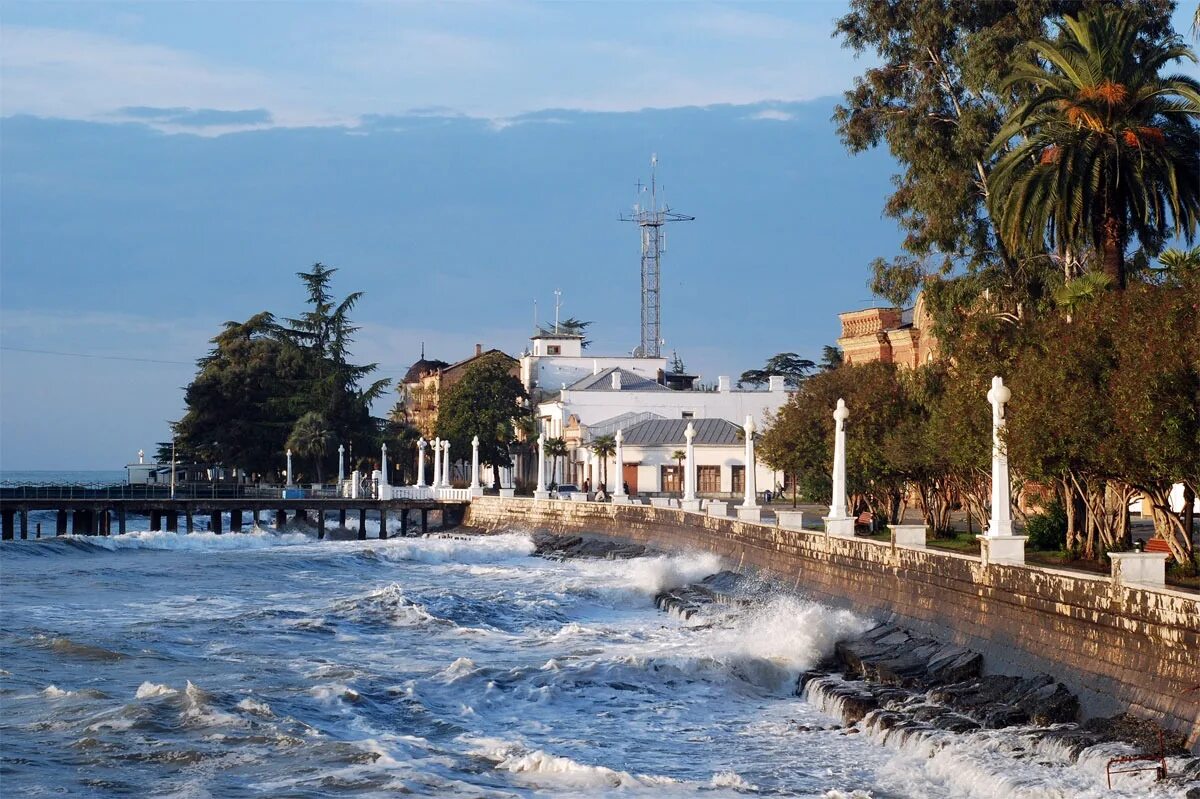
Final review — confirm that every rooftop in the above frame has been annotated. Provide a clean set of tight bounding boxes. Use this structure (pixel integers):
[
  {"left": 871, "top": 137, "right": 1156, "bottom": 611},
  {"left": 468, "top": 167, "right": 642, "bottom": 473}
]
[
  {"left": 621, "top": 417, "right": 743, "bottom": 447},
  {"left": 566, "top": 367, "right": 670, "bottom": 392}
]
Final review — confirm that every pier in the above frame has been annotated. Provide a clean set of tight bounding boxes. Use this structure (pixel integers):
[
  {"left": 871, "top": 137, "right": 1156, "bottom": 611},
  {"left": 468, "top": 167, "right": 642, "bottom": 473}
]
[{"left": 0, "top": 485, "right": 468, "bottom": 540}]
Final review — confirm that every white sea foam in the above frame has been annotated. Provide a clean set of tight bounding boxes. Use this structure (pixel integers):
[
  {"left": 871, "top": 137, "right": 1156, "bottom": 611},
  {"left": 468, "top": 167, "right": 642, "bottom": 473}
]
[
  {"left": 41, "top": 684, "right": 76, "bottom": 698},
  {"left": 235, "top": 697, "right": 273, "bottom": 716},
  {"left": 710, "top": 770, "right": 759, "bottom": 791},
  {"left": 372, "top": 533, "right": 535, "bottom": 565},
  {"left": 77, "top": 529, "right": 314, "bottom": 552},
  {"left": 135, "top": 681, "right": 178, "bottom": 699}
]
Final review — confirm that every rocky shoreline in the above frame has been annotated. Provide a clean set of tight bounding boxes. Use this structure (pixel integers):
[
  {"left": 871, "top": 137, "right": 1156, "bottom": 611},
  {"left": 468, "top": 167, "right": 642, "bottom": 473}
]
[{"left": 530, "top": 531, "right": 1200, "bottom": 793}]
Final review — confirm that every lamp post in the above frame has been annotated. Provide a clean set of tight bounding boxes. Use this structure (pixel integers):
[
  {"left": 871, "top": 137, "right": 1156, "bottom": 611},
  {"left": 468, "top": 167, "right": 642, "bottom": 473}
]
[
  {"left": 170, "top": 438, "right": 177, "bottom": 499},
  {"left": 681, "top": 422, "right": 699, "bottom": 511},
  {"left": 613, "top": 430, "right": 626, "bottom": 500},
  {"left": 823, "top": 399, "right": 855, "bottom": 536},
  {"left": 432, "top": 437, "right": 442, "bottom": 490},
  {"left": 741, "top": 416, "right": 757, "bottom": 509},
  {"left": 470, "top": 435, "right": 482, "bottom": 497},
  {"left": 416, "top": 438, "right": 428, "bottom": 487},
  {"left": 286, "top": 448, "right": 293, "bottom": 487},
  {"left": 979, "top": 376, "right": 1026, "bottom": 564},
  {"left": 337, "top": 444, "right": 345, "bottom": 484},
  {"left": 442, "top": 440, "right": 451, "bottom": 488}
]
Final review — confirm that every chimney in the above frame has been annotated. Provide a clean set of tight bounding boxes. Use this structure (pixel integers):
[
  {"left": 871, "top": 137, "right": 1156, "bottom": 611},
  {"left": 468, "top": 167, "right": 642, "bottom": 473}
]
[
  {"left": 611, "top": 371, "right": 622, "bottom": 390},
  {"left": 718, "top": 375, "right": 731, "bottom": 393},
  {"left": 768, "top": 375, "right": 786, "bottom": 392},
  {"left": 475, "top": 343, "right": 482, "bottom": 357},
  {"left": 593, "top": 359, "right": 600, "bottom": 375}
]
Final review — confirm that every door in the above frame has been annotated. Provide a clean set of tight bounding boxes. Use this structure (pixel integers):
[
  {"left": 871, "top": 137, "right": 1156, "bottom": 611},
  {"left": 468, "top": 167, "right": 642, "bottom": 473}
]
[{"left": 622, "top": 463, "right": 639, "bottom": 495}]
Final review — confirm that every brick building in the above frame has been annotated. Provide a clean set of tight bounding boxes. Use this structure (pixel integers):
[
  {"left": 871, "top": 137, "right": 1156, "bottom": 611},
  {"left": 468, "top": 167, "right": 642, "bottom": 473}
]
[
  {"left": 837, "top": 293, "right": 938, "bottom": 369},
  {"left": 402, "top": 344, "right": 518, "bottom": 438}
]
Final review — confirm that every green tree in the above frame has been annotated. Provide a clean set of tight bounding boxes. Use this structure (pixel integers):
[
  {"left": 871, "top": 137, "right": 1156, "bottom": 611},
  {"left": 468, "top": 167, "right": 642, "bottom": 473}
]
[
  {"left": 834, "top": 1, "right": 1175, "bottom": 335},
  {"left": 590, "top": 434, "right": 616, "bottom": 488},
  {"left": 739, "top": 352, "right": 816, "bottom": 388},
  {"left": 989, "top": 5, "right": 1200, "bottom": 289},
  {"left": 174, "top": 312, "right": 305, "bottom": 477},
  {"left": 282, "top": 263, "right": 390, "bottom": 459},
  {"left": 435, "top": 352, "right": 530, "bottom": 489},
  {"left": 538, "top": 317, "right": 592, "bottom": 348},
  {"left": 818, "top": 345, "right": 844, "bottom": 372},
  {"left": 287, "top": 411, "right": 333, "bottom": 483}
]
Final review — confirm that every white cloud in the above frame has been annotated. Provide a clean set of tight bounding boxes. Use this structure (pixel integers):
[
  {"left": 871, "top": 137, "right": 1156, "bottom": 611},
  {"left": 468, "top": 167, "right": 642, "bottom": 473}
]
[{"left": 748, "top": 108, "right": 795, "bottom": 122}]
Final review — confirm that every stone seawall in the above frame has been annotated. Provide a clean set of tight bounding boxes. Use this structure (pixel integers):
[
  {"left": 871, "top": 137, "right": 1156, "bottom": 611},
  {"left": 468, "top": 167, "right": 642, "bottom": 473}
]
[{"left": 465, "top": 497, "right": 1200, "bottom": 751}]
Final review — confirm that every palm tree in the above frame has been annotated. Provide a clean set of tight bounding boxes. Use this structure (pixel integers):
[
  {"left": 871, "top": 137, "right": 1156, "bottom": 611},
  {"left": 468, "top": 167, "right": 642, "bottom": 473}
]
[
  {"left": 671, "top": 449, "right": 686, "bottom": 494},
  {"left": 590, "top": 435, "right": 616, "bottom": 489},
  {"left": 1155, "top": 244, "right": 1200, "bottom": 284},
  {"left": 989, "top": 6, "right": 1200, "bottom": 289},
  {"left": 287, "top": 411, "right": 332, "bottom": 483},
  {"left": 544, "top": 437, "right": 568, "bottom": 485}
]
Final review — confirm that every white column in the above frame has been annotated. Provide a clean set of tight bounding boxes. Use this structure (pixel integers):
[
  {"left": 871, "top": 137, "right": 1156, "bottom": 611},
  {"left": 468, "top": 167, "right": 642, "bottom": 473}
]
[
  {"left": 337, "top": 444, "right": 345, "bottom": 483},
  {"left": 442, "top": 440, "right": 451, "bottom": 487},
  {"left": 470, "top": 435, "right": 482, "bottom": 497},
  {"left": 823, "top": 398, "right": 855, "bottom": 535},
  {"left": 683, "top": 422, "right": 697, "bottom": 501},
  {"left": 416, "top": 438, "right": 428, "bottom": 487},
  {"left": 741, "top": 416, "right": 758, "bottom": 508},
  {"left": 831, "top": 399, "right": 849, "bottom": 518},
  {"left": 431, "top": 437, "right": 442, "bottom": 489},
  {"left": 613, "top": 430, "right": 626, "bottom": 499},
  {"left": 986, "top": 376, "right": 1013, "bottom": 537},
  {"left": 534, "top": 434, "right": 549, "bottom": 498},
  {"left": 980, "top": 376, "right": 1026, "bottom": 564},
  {"left": 380, "top": 443, "right": 389, "bottom": 488},
  {"left": 286, "top": 449, "right": 294, "bottom": 486}
]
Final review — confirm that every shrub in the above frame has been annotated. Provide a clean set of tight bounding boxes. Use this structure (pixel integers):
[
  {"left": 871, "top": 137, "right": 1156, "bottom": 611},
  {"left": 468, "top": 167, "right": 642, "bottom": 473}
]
[{"left": 1026, "top": 500, "right": 1067, "bottom": 551}]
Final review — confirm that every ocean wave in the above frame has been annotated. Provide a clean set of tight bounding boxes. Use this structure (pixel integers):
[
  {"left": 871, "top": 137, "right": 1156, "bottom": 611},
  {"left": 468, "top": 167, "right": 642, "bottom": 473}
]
[
  {"left": 470, "top": 738, "right": 678, "bottom": 790},
  {"left": 329, "top": 583, "right": 450, "bottom": 628},
  {"left": 75, "top": 529, "right": 315, "bottom": 552},
  {"left": 370, "top": 533, "right": 536, "bottom": 565}
]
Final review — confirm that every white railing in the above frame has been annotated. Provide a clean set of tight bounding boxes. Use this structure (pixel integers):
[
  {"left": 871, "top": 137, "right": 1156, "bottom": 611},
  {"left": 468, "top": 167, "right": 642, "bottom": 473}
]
[{"left": 378, "top": 485, "right": 472, "bottom": 502}]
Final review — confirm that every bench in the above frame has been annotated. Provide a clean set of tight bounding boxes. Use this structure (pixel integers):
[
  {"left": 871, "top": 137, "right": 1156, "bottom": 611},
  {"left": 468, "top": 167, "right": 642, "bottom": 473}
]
[
  {"left": 1142, "top": 538, "right": 1173, "bottom": 560},
  {"left": 854, "top": 511, "right": 875, "bottom": 535}
]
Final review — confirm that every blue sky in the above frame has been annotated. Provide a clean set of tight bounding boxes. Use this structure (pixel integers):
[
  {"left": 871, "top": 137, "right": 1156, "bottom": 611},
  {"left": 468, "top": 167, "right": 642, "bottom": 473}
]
[{"left": 2, "top": 2, "right": 1197, "bottom": 470}]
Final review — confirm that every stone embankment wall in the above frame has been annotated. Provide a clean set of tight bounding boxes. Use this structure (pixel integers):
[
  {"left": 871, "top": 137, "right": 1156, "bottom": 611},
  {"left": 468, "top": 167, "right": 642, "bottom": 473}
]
[{"left": 465, "top": 497, "right": 1200, "bottom": 751}]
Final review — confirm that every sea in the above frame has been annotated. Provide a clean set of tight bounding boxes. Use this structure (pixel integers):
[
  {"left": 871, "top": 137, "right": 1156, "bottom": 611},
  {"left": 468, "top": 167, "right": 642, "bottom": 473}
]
[{"left": 0, "top": 472, "right": 1190, "bottom": 798}]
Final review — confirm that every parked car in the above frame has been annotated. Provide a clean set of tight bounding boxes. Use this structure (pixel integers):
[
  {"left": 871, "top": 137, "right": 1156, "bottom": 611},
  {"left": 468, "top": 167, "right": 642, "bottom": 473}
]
[{"left": 554, "top": 484, "right": 579, "bottom": 499}]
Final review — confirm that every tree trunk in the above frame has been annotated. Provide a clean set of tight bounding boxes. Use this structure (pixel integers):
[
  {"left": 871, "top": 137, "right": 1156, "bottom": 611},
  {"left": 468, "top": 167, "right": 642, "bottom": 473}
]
[
  {"left": 1100, "top": 207, "right": 1126, "bottom": 289},
  {"left": 492, "top": 463, "right": 502, "bottom": 492}
]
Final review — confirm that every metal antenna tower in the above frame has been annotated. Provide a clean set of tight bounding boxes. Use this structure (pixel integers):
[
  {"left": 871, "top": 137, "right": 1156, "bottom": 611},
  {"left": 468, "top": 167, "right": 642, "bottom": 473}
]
[{"left": 619, "top": 154, "right": 693, "bottom": 358}]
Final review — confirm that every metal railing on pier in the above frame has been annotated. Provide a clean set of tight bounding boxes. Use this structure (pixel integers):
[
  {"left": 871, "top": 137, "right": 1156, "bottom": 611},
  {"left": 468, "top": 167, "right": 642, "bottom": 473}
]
[{"left": 0, "top": 483, "right": 345, "bottom": 501}]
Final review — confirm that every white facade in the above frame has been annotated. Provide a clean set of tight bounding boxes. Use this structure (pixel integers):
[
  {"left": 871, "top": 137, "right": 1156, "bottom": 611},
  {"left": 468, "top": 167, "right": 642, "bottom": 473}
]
[
  {"left": 613, "top": 442, "right": 778, "bottom": 497},
  {"left": 520, "top": 333, "right": 666, "bottom": 396},
  {"left": 537, "top": 370, "right": 789, "bottom": 439}
]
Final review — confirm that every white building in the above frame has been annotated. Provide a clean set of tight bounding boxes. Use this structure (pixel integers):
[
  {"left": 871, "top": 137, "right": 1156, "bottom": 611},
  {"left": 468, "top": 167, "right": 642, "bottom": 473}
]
[
  {"left": 610, "top": 417, "right": 779, "bottom": 497},
  {"left": 520, "top": 332, "right": 666, "bottom": 398},
  {"left": 537, "top": 367, "right": 789, "bottom": 440}
]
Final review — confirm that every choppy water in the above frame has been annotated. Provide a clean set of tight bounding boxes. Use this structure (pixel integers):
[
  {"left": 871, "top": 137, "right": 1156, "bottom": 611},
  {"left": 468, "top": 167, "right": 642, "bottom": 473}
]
[{"left": 0, "top": 523, "right": 1188, "bottom": 798}]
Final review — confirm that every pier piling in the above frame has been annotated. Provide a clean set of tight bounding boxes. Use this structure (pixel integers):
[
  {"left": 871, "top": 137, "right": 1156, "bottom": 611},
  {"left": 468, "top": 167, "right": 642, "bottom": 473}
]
[
  {"left": 380, "top": 510, "right": 388, "bottom": 540},
  {"left": 358, "top": 509, "right": 366, "bottom": 540},
  {"left": 57, "top": 510, "right": 67, "bottom": 536},
  {"left": 20, "top": 509, "right": 29, "bottom": 539},
  {"left": 186, "top": 511, "right": 194, "bottom": 533},
  {"left": 2, "top": 509, "right": 13, "bottom": 540},
  {"left": 118, "top": 508, "right": 127, "bottom": 535},
  {"left": 401, "top": 509, "right": 409, "bottom": 537},
  {"left": 211, "top": 512, "right": 223, "bottom": 534},
  {"left": 231, "top": 510, "right": 243, "bottom": 532},
  {"left": 166, "top": 511, "right": 178, "bottom": 533},
  {"left": 421, "top": 508, "right": 428, "bottom": 534}
]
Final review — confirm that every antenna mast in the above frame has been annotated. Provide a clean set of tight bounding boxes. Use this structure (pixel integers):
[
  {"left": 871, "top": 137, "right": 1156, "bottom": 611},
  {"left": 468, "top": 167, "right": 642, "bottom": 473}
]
[{"left": 619, "top": 154, "right": 693, "bottom": 358}]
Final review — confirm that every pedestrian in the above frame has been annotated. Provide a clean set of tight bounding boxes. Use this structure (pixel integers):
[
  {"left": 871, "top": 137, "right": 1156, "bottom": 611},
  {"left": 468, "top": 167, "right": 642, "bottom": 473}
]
[
  {"left": 764, "top": 488, "right": 773, "bottom": 504},
  {"left": 623, "top": 481, "right": 630, "bottom": 496},
  {"left": 583, "top": 479, "right": 591, "bottom": 493},
  {"left": 595, "top": 485, "right": 607, "bottom": 502}
]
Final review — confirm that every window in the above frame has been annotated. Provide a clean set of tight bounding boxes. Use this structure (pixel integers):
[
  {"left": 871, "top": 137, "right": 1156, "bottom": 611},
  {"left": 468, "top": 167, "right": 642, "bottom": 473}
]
[
  {"left": 731, "top": 465, "right": 745, "bottom": 494},
  {"left": 698, "top": 466, "right": 720, "bottom": 494},
  {"left": 547, "top": 345, "right": 561, "bottom": 355},
  {"left": 660, "top": 465, "right": 681, "bottom": 493},
  {"left": 681, "top": 411, "right": 694, "bottom": 419}
]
